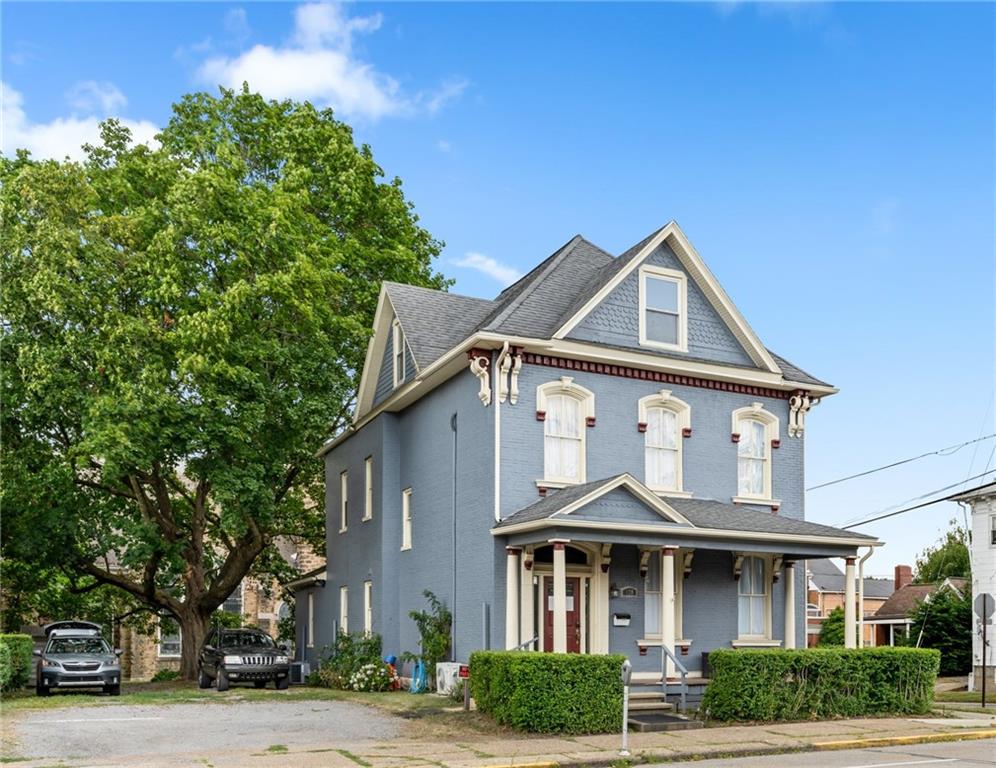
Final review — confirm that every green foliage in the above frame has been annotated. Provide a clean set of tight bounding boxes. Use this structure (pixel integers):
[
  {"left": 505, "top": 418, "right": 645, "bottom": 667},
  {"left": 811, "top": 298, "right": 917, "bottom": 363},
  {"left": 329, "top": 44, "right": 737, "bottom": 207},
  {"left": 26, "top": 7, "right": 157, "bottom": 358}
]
[
  {"left": 470, "top": 651, "right": 625, "bottom": 734},
  {"left": 448, "top": 678, "right": 466, "bottom": 703},
  {"left": 914, "top": 520, "right": 971, "bottom": 583},
  {"left": 0, "top": 634, "right": 35, "bottom": 691},
  {"left": 277, "top": 590, "right": 295, "bottom": 643},
  {"left": 702, "top": 647, "right": 939, "bottom": 721},
  {"left": 316, "top": 632, "right": 383, "bottom": 689},
  {"left": 347, "top": 662, "right": 398, "bottom": 692},
  {"left": 907, "top": 587, "right": 972, "bottom": 675},
  {"left": 818, "top": 606, "right": 845, "bottom": 646},
  {"left": 403, "top": 590, "right": 451, "bottom": 686},
  {"left": 0, "top": 642, "right": 12, "bottom": 693},
  {"left": 209, "top": 610, "right": 245, "bottom": 630},
  {"left": 151, "top": 669, "right": 181, "bottom": 682},
  {"left": 1, "top": 86, "right": 446, "bottom": 675}
]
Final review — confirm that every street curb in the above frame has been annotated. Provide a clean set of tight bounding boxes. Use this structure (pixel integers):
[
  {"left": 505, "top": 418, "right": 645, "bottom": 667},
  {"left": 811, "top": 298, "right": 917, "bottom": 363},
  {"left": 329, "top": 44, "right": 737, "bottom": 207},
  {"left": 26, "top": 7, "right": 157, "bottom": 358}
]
[{"left": 505, "top": 728, "right": 996, "bottom": 768}]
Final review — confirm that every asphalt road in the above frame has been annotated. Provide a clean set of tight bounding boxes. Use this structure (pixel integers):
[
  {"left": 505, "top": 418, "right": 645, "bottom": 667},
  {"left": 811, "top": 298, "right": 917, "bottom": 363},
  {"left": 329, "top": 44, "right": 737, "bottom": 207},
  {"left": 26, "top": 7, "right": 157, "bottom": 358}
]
[
  {"left": 5, "top": 698, "right": 402, "bottom": 762},
  {"left": 646, "top": 739, "right": 996, "bottom": 767}
]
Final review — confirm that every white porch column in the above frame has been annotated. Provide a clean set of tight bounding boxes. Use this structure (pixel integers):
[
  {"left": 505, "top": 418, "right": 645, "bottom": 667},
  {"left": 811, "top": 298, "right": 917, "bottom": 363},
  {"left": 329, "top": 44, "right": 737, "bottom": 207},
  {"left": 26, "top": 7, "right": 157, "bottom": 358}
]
[
  {"left": 505, "top": 548, "right": 521, "bottom": 649},
  {"left": 661, "top": 547, "right": 676, "bottom": 677},
  {"left": 520, "top": 555, "right": 535, "bottom": 648},
  {"left": 843, "top": 556, "right": 857, "bottom": 649},
  {"left": 552, "top": 541, "right": 567, "bottom": 653},
  {"left": 783, "top": 561, "right": 796, "bottom": 649}
]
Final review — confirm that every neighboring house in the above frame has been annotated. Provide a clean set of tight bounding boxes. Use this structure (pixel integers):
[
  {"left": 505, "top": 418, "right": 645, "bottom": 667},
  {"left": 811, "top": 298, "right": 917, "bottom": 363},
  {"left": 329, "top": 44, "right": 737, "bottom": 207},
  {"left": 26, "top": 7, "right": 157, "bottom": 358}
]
[
  {"left": 951, "top": 482, "right": 995, "bottom": 691},
  {"left": 805, "top": 559, "right": 893, "bottom": 646},
  {"left": 303, "top": 221, "right": 879, "bottom": 678},
  {"left": 867, "top": 570, "right": 968, "bottom": 648}
]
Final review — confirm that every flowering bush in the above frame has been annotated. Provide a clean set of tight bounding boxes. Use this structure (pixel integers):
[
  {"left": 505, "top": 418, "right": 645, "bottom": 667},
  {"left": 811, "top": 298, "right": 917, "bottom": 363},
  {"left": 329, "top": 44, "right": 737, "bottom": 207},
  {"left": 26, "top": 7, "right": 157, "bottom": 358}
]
[{"left": 349, "top": 662, "right": 397, "bottom": 692}]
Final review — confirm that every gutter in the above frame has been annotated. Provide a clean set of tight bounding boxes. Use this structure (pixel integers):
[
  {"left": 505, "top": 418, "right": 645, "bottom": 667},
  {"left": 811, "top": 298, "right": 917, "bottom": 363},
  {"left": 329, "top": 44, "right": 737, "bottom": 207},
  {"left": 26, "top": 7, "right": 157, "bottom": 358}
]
[{"left": 284, "top": 570, "right": 327, "bottom": 591}]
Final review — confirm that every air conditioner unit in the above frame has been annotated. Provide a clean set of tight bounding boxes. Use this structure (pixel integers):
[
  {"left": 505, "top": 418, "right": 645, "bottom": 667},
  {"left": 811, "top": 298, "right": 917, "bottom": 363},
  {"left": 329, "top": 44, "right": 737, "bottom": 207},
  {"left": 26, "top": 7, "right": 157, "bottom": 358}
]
[
  {"left": 290, "top": 662, "right": 310, "bottom": 684},
  {"left": 435, "top": 661, "right": 462, "bottom": 695}
]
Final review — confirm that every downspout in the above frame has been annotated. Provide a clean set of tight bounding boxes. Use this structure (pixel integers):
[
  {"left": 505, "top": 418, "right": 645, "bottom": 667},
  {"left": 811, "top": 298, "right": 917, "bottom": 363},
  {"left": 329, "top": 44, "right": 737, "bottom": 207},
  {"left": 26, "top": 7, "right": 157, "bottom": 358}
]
[
  {"left": 494, "top": 342, "right": 510, "bottom": 522},
  {"left": 857, "top": 546, "right": 874, "bottom": 647},
  {"left": 451, "top": 412, "right": 458, "bottom": 661}
]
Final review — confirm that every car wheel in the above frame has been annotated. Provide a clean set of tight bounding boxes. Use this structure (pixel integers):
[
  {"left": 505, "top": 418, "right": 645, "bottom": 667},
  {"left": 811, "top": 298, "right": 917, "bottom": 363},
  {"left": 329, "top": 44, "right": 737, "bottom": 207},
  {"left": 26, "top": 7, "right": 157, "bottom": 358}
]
[
  {"left": 36, "top": 683, "right": 50, "bottom": 697},
  {"left": 198, "top": 667, "right": 212, "bottom": 689},
  {"left": 275, "top": 676, "right": 289, "bottom": 690},
  {"left": 216, "top": 669, "right": 230, "bottom": 692},
  {"left": 104, "top": 684, "right": 121, "bottom": 696},
  {"left": 253, "top": 680, "right": 266, "bottom": 689}
]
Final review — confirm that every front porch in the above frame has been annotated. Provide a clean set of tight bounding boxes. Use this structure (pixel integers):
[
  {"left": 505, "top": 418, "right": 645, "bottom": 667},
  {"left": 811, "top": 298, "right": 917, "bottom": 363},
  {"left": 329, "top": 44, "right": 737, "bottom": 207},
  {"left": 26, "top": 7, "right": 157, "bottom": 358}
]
[{"left": 493, "top": 474, "right": 879, "bottom": 676}]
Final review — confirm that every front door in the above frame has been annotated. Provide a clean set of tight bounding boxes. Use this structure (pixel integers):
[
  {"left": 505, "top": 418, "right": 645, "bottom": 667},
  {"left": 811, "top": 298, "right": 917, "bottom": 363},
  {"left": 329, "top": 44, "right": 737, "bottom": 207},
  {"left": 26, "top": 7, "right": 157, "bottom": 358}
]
[{"left": 543, "top": 577, "right": 581, "bottom": 653}]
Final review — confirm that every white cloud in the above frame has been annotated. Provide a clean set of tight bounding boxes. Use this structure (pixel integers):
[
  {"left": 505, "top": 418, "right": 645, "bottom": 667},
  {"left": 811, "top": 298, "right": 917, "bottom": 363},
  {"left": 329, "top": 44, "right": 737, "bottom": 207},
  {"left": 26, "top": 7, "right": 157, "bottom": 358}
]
[
  {"left": 1, "top": 82, "right": 158, "bottom": 161},
  {"left": 197, "top": 2, "right": 465, "bottom": 121},
  {"left": 66, "top": 81, "right": 127, "bottom": 114},
  {"left": 223, "top": 7, "right": 251, "bottom": 48},
  {"left": 452, "top": 252, "right": 521, "bottom": 286}
]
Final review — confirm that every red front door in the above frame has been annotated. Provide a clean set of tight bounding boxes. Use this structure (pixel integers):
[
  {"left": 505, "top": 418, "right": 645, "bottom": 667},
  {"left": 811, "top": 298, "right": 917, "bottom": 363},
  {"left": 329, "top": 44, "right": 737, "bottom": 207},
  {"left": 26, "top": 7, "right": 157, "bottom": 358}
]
[{"left": 543, "top": 577, "right": 581, "bottom": 653}]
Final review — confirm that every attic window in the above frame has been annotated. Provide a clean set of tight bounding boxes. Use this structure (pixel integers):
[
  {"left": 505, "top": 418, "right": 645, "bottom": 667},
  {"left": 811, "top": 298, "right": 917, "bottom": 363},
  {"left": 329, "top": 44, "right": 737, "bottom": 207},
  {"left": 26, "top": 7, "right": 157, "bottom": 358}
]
[
  {"left": 639, "top": 266, "right": 687, "bottom": 351},
  {"left": 391, "top": 318, "right": 405, "bottom": 388}
]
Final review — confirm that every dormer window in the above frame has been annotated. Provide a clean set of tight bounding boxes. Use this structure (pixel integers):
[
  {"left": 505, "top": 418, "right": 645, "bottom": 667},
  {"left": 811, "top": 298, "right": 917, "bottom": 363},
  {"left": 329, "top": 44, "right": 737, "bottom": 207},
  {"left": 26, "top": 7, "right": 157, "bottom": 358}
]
[
  {"left": 639, "top": 266, "right": 687, "bottom": 351},
  {"left": 391, "top": 318, "right": 405, "bottom": 388}
]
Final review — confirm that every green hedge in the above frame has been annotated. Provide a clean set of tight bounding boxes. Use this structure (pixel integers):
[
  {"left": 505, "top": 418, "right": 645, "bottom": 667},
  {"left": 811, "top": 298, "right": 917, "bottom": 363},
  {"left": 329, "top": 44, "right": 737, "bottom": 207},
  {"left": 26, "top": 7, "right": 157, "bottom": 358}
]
[
  {"left": 470, "top": 651, "right": 625, "bottom": 734},
  {"left": 0, "top": 634, "right": 35, "bottom": 691},
  {"left": 702, "top": 647, "right": 940, "bottom": 722},
  {"left": 0, "top": 642, "right": 11, "bottom": 692}
]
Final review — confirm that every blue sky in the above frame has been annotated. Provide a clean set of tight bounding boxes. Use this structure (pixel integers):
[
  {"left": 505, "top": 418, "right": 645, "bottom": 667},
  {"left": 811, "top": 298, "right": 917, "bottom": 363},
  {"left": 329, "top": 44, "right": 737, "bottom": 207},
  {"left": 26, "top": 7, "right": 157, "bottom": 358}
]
[{"left": 4, "top": 2, "right": 994, "bottom": 575}]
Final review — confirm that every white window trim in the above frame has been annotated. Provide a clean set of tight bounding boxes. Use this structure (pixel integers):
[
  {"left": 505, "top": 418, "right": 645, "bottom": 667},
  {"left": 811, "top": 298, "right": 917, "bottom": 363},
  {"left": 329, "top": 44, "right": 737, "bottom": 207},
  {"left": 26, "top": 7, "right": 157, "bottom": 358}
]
[
  {"left": 307, "top": 592, "right": 315, "bottom": 648},
  {"left": 391, "top": 318, "right": 405, "bottom": 388},
  {"left": 156, "top": 617, "right": 181, "bottom": 659},
  {"left": 638, "top": 265, "right": 688, "bottom": 352},
  {"left": 736, "top": 554, "right": 774, "bottom": 642},
  {"left": 339, "top": 586, "right": 348, "bottom": 635},
  {"left": 363, "top": 457, "right": 373, "bottom": 522},
  {"left": 990, "top": 513, "right": 996, "bottom": 547},
  {"left": 222, "top": 580, "right": 245, "bottom": 616},
  {"left": 639, "top": 390, "right": 691, "bottom": 495},
  {"left": 339, "top": 470, "right": 349, "bottom": 533},
  {"left": 732, "top": 403, "right": 780, "bottom": 503},
  {"left": 363, "top": 580, "right": 373, "bottom": 636},
  {"left": 401, "top": 487, "right": 413, "bottom": 551},
  {"left": 536, "top": 377, "right": 595, "bottom": 486}
]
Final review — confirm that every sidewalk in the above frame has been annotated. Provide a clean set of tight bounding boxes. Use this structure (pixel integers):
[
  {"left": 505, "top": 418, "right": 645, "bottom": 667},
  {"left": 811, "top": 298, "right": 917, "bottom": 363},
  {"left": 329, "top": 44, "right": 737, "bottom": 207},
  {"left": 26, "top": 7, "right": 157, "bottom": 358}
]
[{"left": 14, "top": 711, "right": 996, "bottom": 768}]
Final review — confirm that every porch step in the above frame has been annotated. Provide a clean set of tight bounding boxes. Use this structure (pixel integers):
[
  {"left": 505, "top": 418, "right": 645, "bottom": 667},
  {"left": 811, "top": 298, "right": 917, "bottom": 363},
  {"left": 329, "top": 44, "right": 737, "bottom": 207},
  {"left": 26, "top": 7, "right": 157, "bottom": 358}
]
[
  {"left": 629, "top": 699, "right": 674, "bottom": 712},
  {"left": 628, "top": 713, "right": 704, "bottom": 733}
]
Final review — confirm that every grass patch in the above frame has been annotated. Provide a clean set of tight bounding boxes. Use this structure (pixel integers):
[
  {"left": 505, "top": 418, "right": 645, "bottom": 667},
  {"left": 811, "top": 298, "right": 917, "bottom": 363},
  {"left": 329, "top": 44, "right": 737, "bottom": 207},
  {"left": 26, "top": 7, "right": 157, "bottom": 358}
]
[
  {"left": 935, "top": 689, "right": 995, "bottom": 704},
  {"left": 265, "top": 744, "right": 288, "bottom": 753},
  {"left": 334, "top": 749, "right": 372, "bottom": 767}
]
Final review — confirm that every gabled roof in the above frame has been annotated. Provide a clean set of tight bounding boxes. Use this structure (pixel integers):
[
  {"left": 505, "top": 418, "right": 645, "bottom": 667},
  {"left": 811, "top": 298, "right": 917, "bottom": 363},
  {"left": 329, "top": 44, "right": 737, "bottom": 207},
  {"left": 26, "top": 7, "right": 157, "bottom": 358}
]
[
  {"left": 873, "top": 577, "right": 969, "bottom": 619},
  {"left": 807, "top": 558, "right": 894, "bottom": 598}
]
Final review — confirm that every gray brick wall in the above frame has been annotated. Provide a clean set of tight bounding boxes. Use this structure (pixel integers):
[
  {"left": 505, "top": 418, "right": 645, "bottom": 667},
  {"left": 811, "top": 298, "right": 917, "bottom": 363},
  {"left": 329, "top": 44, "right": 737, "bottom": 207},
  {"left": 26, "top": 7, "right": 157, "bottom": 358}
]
[{"left": 567, "top": 243, "right": 756, "bottom": 368}]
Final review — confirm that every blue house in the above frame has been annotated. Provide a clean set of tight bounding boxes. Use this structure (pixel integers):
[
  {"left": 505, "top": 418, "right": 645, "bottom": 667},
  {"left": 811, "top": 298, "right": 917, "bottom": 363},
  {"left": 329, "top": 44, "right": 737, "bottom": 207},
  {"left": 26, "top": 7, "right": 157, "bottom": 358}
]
[{"left": 299, "top": 221, "right": 878, "bottom": 679}]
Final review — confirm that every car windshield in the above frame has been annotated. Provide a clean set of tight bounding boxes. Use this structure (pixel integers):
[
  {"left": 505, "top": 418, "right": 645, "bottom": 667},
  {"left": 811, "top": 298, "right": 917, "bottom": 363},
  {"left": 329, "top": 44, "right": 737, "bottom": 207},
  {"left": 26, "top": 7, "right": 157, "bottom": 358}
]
[
  {"left": 47, "top": 637, "right": 110, "bottom": 655},
  {"left": 219, "top": 631, "right": 275, "bottom": 649}
]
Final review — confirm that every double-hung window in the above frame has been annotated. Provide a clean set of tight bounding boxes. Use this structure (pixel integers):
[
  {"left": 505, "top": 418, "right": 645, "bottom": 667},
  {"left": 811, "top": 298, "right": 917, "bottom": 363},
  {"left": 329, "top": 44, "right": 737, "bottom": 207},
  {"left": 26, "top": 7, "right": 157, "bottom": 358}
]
[
  {"left": 732, "top": 404, "right": 779, "bottom": 503},
  {"left": 401, "top": 488, "right": 412, "bottom": 550},
  {"left": 392, "top": 319, "right": 405, "bottom": 388},
  {"left": 640, "top": 390, "right": 690, "bottom": 494},
  {"left": 738, "top": 556, "right": 768, "bottom": 638},
  {"left": 339, "top": 471, "right": 348, "bottom": 533},
  {"left": 157, "top": 617, "right": 181, "bottom": 658},
  {"left": 363, "top": 580, "right": 373, "bottom": 635},
  {"left": 537, "top": 377, "right": 594, "bottom": 485},
  {"left": 339, "top": 586, "right": 348, "bottom": 635},
  {"left": 363, "top": 457, "right": 373, "bottom": 521},
  {"left": 639, "top": 266, "right": 687, "bottom": 351}
]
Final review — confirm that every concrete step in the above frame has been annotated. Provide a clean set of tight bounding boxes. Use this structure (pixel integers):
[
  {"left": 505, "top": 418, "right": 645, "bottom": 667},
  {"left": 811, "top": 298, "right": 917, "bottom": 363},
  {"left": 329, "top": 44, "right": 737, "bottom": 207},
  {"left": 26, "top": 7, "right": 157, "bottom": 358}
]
[
  {"left": 628, "top": 713, "right": 704, "bottom": 733},
  {"left": 629, "top": 699, "right": 674, "bottom": 712}
]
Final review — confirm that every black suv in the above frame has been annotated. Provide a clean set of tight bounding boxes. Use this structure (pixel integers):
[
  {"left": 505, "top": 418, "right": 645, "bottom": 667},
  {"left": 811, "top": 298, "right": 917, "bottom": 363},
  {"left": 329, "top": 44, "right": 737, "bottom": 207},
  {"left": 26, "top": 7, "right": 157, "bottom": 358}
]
[{"left": 197, "top": 628, "right": 291, "bottom": 691}]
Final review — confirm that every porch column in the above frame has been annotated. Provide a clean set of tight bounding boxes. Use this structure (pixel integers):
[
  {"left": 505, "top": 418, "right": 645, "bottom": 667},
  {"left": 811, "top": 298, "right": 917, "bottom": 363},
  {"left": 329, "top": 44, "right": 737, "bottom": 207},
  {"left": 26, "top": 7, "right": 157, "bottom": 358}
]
[
  {"left": 783, "top": 561, "right": 796, "bottom": 649},
  {"left": 661, "top": 546, "right": 677, "bottom": 677},
  {"left": 843, "top": 556, "right": 857, "bottom": 649},
  {"left": 552, "top": 541, "right": 567, "bottom": 653},
  {"left": 520, "top": 555, "right": 535, "bottom": 648},
  {"left": 505, "top": 548, "right": 520, "bottom": 650}
]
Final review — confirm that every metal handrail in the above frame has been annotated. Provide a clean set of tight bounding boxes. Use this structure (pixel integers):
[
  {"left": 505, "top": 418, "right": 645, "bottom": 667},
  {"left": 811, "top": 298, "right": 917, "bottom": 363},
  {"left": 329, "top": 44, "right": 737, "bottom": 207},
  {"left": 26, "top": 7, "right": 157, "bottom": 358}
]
[
  {"left": 512, "top": 636, "right": 539, "bottom": 651},
  {"left": 660, "top": 644, "right": 689, "bottom": 713}
]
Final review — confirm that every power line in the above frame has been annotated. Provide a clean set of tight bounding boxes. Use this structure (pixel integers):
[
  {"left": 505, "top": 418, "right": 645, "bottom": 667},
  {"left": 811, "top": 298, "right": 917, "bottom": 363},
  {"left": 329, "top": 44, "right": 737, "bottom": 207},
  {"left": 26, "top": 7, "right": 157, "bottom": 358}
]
[
  {"left": 806, "top": 434, "right": 996, "bottom": 491},
  {"left": 841, "top": 469, "right": 996, "bottom": 529}
]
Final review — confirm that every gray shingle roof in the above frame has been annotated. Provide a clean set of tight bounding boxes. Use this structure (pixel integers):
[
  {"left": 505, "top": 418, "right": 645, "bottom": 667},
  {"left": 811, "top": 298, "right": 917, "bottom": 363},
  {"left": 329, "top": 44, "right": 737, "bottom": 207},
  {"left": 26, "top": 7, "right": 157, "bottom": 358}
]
[
  {"left": 495, "top": 475, "right": 874, "bottom": 543},
  {"left": 767, "top": 350, "right": 831, "bottom": 388},
  {"left": 384, "top": 282, "right": 495, "bottom": 369},
  {"left": 807, "top": 558, "right": 894, "bottom": 597}
]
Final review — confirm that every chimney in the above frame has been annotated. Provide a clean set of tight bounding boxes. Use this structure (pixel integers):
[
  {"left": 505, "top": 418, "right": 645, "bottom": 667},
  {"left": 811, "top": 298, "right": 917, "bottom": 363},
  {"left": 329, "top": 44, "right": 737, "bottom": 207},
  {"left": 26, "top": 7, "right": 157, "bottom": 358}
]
[{"left": 894, "top": 564, "right": 913, "bottom": 591}]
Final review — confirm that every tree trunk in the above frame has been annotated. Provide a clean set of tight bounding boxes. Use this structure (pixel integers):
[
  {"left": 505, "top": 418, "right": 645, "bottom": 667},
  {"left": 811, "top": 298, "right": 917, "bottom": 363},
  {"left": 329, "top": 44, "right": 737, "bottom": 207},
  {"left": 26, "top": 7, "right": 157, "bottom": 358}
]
[{"left": 178, "top": 608, "right": 212, "bottom": 680}]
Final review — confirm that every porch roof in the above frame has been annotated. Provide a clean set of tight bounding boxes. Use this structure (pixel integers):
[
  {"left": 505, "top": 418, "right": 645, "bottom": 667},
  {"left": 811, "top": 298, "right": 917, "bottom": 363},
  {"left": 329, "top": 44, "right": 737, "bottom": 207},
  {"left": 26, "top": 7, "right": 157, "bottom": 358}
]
[{"left": 493, "top": 474, "right": 879, "bottom": 558}]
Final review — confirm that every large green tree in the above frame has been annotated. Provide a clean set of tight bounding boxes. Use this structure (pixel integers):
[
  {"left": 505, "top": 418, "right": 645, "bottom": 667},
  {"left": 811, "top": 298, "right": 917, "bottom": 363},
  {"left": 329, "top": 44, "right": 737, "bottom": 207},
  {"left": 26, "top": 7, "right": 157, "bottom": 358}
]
[
  {"left": 908, "top": 587, "right": 972, "bottom": 675},
  {"left": 1, "top": 88, "right": 446, "bottom": 676},
  {"left": 913, "top": 520, "right": 971, "bottom": 584}
]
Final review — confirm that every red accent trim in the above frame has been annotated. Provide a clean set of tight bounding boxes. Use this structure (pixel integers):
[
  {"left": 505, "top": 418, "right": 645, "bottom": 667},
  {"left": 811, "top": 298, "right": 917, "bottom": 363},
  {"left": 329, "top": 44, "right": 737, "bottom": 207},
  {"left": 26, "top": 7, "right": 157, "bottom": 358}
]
[
  {"left": 638, "top": 422, "right": 648, "bottom": 433},
  {"left": 585, "top": 416, "right": 596, "bottom": 427},
  {"left": 600, "top": 563, "right": 610, "bottom": 573},
  {"left": 731, "top": 433, "right": 741, "bottom": 443},
  {"left": 521, "top": 352, "right": 790, "bottom": 399},
  {"left": 638, "top": 645, "right": 648, "bottom": 656},
  {"left": 506, "top": 547, "right": 521, "bottom": 556},
  {"left": 771, "top": 439, "right": 781, "bottom": 449},
  {"left": 682, "top": 427, "right": 693, "bottom": 438},
  {"left": 538, "top": 486, "right": 548, "bottom": 497},
  {"left": 524, "top": 560, "right": 533, "bottom": 571},
  {"left": 770, "top": 505, "right": 780, "bottom": 514},
  {"left": 553, "top": 542, "right": 565, "bottom": 551},
  {"left": 845, "top": 557, "right": 856, "bottom": 565},
  {"left": 536, "top": 410, "right": 546, "bottom": 422}
]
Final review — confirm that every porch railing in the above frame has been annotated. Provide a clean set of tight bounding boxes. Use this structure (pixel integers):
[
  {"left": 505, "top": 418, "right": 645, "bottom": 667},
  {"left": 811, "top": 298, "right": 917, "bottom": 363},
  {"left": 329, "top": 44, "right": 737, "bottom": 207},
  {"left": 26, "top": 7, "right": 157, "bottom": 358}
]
[
  {"left": 660, "top": 645, "right": 689, "bottom": 713},
  {"left": 512, "top": 636, "right": 539, "bottom": 651}
]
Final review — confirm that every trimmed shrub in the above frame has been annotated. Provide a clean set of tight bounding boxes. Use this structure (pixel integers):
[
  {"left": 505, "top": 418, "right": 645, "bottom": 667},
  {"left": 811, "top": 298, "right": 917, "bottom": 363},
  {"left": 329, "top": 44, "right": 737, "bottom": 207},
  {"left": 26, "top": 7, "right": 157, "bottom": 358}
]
[
  {"left": 151, "top": 669, "right": 180, "bottom": 683},
  {"left": 0, "top": 642, "right": 12, "bottom": 692},
  {"left": 316, "top": 632, "right": 383, "bottom": 689},
  {"left": 0, "top": 634, "right": 34, "bottom": 691},
  {"left": 702, "top": 647, "right": 940, "bottom": 722},
  {"left": 470, "top": 651, "right": 625, "bottom": 734}
]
